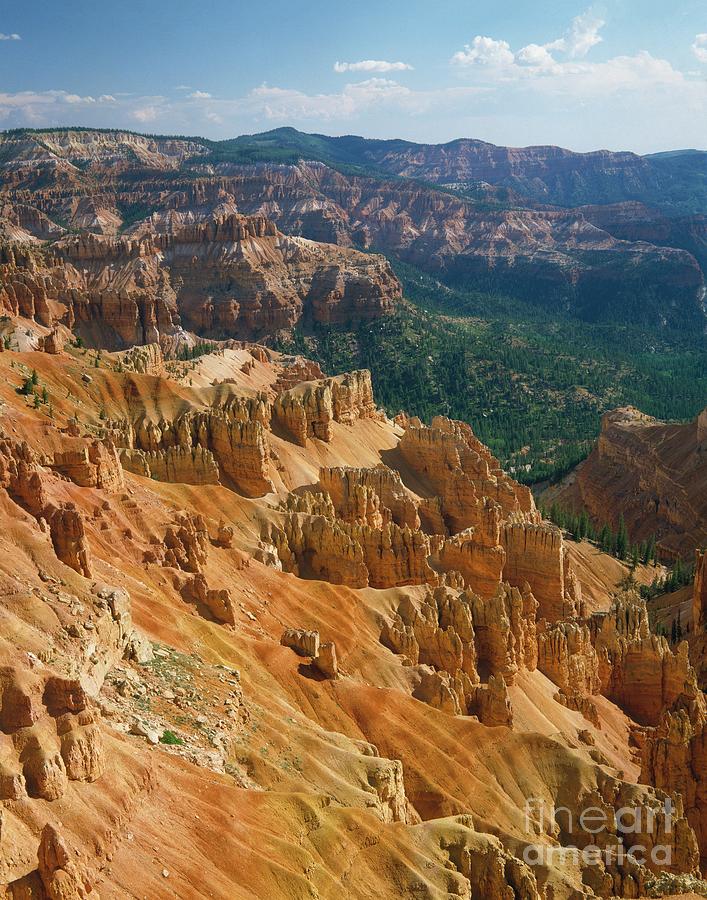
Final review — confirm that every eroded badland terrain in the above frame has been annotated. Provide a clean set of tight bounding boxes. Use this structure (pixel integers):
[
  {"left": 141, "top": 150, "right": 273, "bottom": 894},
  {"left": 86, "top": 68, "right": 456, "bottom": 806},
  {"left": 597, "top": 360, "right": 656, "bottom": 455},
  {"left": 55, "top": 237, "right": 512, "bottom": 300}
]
[{"left": 0, "top": 129, "right": 705, "bottom": 900}]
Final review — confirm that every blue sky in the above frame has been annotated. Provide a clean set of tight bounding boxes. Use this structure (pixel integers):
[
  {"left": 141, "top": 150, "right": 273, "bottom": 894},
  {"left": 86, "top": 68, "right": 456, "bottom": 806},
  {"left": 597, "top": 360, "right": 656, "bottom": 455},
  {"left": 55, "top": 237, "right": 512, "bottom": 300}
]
[{"left": 0, "top": 0, "right": 705, "bottom": 152}]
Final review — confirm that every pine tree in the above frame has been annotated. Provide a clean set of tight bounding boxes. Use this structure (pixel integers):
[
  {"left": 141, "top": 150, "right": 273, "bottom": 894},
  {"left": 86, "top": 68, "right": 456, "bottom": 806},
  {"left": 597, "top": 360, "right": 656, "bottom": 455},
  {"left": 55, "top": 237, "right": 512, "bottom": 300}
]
[
  {"left": 631, "top": 544, "right": 640, "bottom": 570},
  {"left": 615, "top": 514, "right": 629, "bottom": 560},
  {"left": 19, "top": 375, "right": 34, "bottom": 395},
  {"left": 644, "top": 534, "right": 656, "bottom": 565}
]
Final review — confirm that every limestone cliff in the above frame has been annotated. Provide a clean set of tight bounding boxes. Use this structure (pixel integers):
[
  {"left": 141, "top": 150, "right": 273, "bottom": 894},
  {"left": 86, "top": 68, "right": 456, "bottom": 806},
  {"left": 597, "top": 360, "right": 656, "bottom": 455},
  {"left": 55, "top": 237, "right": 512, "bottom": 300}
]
[
  {"left": 547, "top": 406, "right": 707, "bottom": 558},
  {"left": 0, "top": 212, "right": 400, "bottom": 348}
]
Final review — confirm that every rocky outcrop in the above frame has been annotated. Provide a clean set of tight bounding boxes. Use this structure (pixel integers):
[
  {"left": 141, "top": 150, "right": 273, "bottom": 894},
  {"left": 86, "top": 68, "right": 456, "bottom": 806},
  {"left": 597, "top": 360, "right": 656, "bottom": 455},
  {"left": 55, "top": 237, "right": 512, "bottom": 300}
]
[
  {"left": 264, "top": 512, "right": 435, "bottom": 589},
  {"left": 641, "top": 702, "right": 707, "bottom": 855},
  {"left": 2, "top": 820, "right": 100, "bottom": 898},
  {"left": 264, "top": 514, "right": 368, "bottom": 587},
  {"left": 438, "top": 528, "right": 506, "bottom": 598},
  {"left": 38, "top": 823, "right": 97, "bottom": 898},
  {"left": 471, "top": 674, "right": 513, "bottom": 728},
  {"left": 537, "top": 620, "right": 600, "bottom": 697},
  {"left": 431, "top": 819, "right": 541, "bottom": 900},
  {"left": 53, "top": 440, "right": 125, "bottom": 492},
  {"left": 0, "top": 210, "right": 400, "bottom": 347},
  {"left": 364, "top": 756, "right": 415, "bottom": 825},
  {"left": 184, "top": 573, "right": 237, "bottom": 625},
  {"left": 329, "top": 370, "right": 378, "bottom": 424},
  {"left": 40, "top": 327, "right": 63, "bottom": 355},
  {"left": 281, "top": 628, "right": 320, "bottom": 658},
  {"left": 501, "top": 522, "right": 581, "bottom": 622},
  {"left": 314, "top": 641, "right": 338, "bottom": 679},
  {"left": 398, "top": 418, "right": 534, "bottom": 534},
  {"left": 0, "top": 439, "right": 96, "bottom": 579},
  {"left": 162, "top": 512, "right": 209, "bottom": 574},
  {"left": 547, "top": 406, "right": 707, "bottom": 559},
  {"left": 382, "top": 585, "right": 479, "bottom": 682},
  {"left": 591, "top": 592, "right": 696, "bottom": 726},
  {"left": 319, "top": 465, "right": 419, "bottom": 529},
  {"left": 120, "top": 445, "right": 220, "bottom": 485},
  {"left": 383, "top": 585, "right": 523, "bottom": 726},
  {"left": 280, "top": 629, "right": 339, "bottom": 678},
  {"left": 0, "top": 667, "right": 108, "bottom": 806},
  {"left": 116, "top": 341, "right": 163, "bottom": 374},
  {"left": 469, "top": 583, "right": 538, "bottom": 684},
  {"left": 345, "top": 521, "right": 435, "bottom": 589},
  {"left": 273, "top": 381, "right": 333, "bottom": 445},
  {"left": 693, "top": 549, "right": 706, "bottom": 633},
  {"left": 273, "top": 370, "right": 378, "bottom": 446},
  {"left": 271, "top": 355, "right": 325, "bottom": 392},
  {"left": 281, "top": 491, "right": 336, "bottom": 518},
  {"left": 46, "top": 504, "right": 92, "bottom": 578},
  {"left": 156, "top": 215, "right": 399, "bottom": 339},
  {"left": 113, "top": 394, "right": 273, "bottom": 496}
]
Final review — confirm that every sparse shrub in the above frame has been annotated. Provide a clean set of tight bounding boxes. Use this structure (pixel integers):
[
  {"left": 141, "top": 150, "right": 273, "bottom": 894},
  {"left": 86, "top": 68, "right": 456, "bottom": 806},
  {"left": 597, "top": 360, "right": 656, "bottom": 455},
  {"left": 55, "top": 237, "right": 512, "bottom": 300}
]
[{"left": 18, "top": 375, "right": 34, "bottom": 395}]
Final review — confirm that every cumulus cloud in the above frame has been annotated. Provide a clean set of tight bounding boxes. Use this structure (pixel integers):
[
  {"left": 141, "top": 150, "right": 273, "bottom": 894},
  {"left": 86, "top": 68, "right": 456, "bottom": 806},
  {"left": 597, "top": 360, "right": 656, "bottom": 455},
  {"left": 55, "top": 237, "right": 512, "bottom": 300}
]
[
  {"left": 132, "top": 106, "right": 160, "bottom": 122},
  {"left": 188, "top": 90, "right": 212, "bottom": 99},
  {"left": 451, "top": 9, "right": 606, "bottom": 74},
  {"left": 451, "top": 36, "right": 515, "bottom": 68},
  {"left": 545, "top": 11, "right": 604, "bottom": 58},
  {"left": 334, "top": 59, "right": 413, "bottom": 73},
  {"left": 448, "top": 8, "right": 689, "bottom": 100},
  {"left": 0, "top": 32, "right": 20, "bottom": 41},
  {"left": 63, "top": 94, "right": 95, "bottom": 104},
  {"left": 693, "top": 34, "right": 707, "bottom": 63},
  {"left": 515, "top": 43, "right": 561, "bottom": 73}
]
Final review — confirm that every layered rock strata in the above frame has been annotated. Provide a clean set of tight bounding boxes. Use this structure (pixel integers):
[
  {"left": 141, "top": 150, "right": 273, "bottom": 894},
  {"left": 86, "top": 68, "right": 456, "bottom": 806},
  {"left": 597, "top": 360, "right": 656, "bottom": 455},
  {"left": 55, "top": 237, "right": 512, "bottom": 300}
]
[
  {"left": 0, "top": 212, "right": 400, "bottom": 348},
  {"left": 548, "top": 406, "right": 707, "bottom": 558}
]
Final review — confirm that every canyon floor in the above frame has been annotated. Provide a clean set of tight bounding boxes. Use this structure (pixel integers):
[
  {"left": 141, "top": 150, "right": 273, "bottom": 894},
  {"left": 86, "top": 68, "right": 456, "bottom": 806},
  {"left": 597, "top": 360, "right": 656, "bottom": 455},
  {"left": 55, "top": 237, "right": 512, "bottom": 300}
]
[{"left": 0, "top": 325, "right": 706, "bottom": 899}]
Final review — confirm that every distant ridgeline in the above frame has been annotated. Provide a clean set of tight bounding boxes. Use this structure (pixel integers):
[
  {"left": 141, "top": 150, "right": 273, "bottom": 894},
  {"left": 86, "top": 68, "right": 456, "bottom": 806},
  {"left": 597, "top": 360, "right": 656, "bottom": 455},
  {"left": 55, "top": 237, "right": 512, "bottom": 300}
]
[{"left": 0, "top": 126, "right": 705, "bottom": 480}]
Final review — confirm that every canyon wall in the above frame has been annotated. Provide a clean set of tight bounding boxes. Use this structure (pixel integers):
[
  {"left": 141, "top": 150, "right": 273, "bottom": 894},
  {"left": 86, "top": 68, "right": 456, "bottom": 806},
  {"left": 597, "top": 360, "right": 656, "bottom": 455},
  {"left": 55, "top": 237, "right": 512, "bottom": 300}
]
[{"left": 547, "top": 406, "right": 707, "bottom": 558}]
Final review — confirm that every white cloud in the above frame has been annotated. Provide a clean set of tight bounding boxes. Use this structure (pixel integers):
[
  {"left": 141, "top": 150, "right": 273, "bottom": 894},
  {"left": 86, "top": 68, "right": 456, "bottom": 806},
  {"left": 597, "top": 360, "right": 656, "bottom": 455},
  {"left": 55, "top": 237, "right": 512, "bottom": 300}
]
[
  {"left": 63, "top": 94, "right": 95, "bottom": 104},
  {"left": 545, "top": 11, "right": 604, "bottom": 58},
  {"left": 692, "top": 34, "right": 707, "bottom": 63},
  {"left": 451, "top": 36, "right": 515, "bottom": 68},
  {"left": 449, "top": 10, "right": 689, "bottom": 100},
  {"left": 0, "top": 32, "right": 20, "bottom": 41},
  {"left": 334, "top": 59, "right": 413, "bottom": 73},
  {"left": 515, "top": 43, "right": 561, "bottom": 73},
  {"left": 0, "top": 28, "right": 701, "bottom": 156},
  {"left": 249, "top": 77, "right": 412, "bottom": 120},
  {"left": 132, "top": 105, "right": 159, "bottom": 122},
  {"left": 451, "top": 10, "right": 606, "bottom": 76}
]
